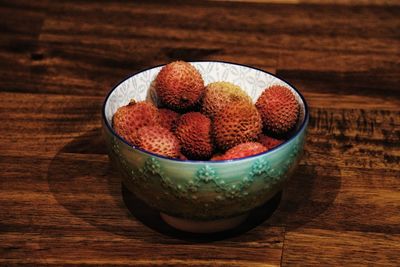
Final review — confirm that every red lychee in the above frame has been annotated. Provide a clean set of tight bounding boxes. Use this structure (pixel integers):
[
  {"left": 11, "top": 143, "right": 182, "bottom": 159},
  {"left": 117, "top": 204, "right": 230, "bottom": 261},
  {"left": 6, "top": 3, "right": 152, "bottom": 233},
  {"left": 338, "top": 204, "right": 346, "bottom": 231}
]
[
  {"left": 158, "top": 108, "right": 180, "bottom": 132},
  {"left": 155, "top": 61, "right": 205, "bottom": 111},
  {"left": 112, "top": 101, "right": 159, "bottom": 145},
  {"left": 175, "top": 112, "right": 213, "bottom": 160},
  {"left": 256, "top": 85, "right": 299, "bottom": 135},
  {"left": 259, "top": 134, "right": 284, "bottom": 150},
  {"left": 213, "top": 103, "right": 262, "bottom": 151},
  {"left": 210, "top": 153, "right": 224, "bottom": 161},
  {"left": 132, "top": 125, "right": 180, "bottom": 158},
  {"left": 217, "top": 142, "right": 267, "bottom": 160}
]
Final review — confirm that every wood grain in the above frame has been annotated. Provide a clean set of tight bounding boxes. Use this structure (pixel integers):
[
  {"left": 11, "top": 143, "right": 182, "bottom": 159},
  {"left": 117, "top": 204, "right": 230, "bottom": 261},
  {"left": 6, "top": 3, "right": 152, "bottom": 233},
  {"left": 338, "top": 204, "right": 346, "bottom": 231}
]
[
  {"left": 1, "top": 0, "right": 399, "bottom": 266},
  {"left": 282, "top": 228, "right": 400, "bottom": 266}
]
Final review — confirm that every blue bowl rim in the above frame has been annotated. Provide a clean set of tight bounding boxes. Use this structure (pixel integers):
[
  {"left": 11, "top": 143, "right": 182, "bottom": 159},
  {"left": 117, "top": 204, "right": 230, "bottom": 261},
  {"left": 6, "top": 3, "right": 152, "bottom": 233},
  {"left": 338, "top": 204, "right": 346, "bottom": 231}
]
[{"left": 102, "top": 60, "right": 309, "bottom": 164}]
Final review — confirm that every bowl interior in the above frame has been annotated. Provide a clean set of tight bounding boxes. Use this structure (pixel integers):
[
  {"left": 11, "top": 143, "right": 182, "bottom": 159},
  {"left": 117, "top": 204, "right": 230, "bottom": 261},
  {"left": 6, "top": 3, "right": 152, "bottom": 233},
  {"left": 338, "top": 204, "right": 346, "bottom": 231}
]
[{"left": 104, "top": 61, "right": 307, "bottom": 154}]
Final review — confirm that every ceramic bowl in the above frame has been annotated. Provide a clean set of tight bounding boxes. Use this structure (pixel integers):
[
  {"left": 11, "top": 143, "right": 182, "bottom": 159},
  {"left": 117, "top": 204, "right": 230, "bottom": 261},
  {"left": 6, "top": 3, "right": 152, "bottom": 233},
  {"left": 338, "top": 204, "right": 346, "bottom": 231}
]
[{"left": 102, "top": 61, "right": 309, "bottom": 233}]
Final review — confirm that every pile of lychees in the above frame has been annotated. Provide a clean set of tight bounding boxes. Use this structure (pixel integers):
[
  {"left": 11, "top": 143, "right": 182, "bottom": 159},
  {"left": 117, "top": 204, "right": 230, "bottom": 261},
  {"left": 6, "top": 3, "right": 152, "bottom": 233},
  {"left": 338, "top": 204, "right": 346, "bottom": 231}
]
[{"left": 113, "top": 61, "right": 299, "bottom": 161}]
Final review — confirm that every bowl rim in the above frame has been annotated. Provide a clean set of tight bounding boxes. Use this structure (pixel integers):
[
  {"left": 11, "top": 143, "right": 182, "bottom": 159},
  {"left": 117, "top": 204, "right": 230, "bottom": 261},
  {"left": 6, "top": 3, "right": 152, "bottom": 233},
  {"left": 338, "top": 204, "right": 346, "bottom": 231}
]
[{"left": 102, "top": 60, "right": 309, "bottom": 164}]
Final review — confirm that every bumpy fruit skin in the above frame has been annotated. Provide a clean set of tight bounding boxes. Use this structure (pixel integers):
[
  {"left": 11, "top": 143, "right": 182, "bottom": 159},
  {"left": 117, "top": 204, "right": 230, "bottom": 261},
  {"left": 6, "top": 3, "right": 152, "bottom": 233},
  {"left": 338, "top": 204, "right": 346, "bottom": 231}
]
[
  {"left": 213, "top": 103, "right": 262, "bottom": 150},
  {"left": 112, "top": 101, "right": 159, "bottom": 145},
  {"left": 259, "top": 134, "right": 284, "bottom": 150},
  {"left": 256, "top": 85, "right": 299, "bottom": 135},
  {"left": 132, "top": 126, "right": 180, "bottom": 158},
  {"left": 202, "top": 81, "right": 252, "bottom": 118},
  {"left": 217, "top": 142, "right": 267, "bottom": 160},
  {"left": 175, "top": 112, "right": 213, "bottom": 160},
  {"left": 155, "top": 61, "right": 205, "bottom": 111},
  {"left": 158, "top": 108, "right": 180, "bottom": 131},
  {"left": 210, "top": 153, "right": 224, "bottom": 161}
]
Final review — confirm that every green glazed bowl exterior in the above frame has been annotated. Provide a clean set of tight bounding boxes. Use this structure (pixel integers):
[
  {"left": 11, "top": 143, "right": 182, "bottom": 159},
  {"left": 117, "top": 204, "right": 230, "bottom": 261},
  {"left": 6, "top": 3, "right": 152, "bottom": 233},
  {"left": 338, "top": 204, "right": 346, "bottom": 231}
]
[{"left": 102, "top": 61, "right": 309, "bottom": 220}]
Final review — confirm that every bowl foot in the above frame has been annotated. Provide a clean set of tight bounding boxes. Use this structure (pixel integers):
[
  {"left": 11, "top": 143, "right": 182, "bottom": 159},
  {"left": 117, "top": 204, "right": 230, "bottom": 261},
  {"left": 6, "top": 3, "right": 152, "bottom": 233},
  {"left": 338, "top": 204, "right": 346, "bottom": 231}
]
[{"left": 160, "top": 212, "right": 249, "bottom": 233}]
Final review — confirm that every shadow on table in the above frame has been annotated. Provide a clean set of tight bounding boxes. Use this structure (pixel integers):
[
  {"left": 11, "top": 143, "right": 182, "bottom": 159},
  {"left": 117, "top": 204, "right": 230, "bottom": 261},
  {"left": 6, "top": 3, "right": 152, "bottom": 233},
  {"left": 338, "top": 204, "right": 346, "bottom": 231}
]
[
  {"left": 47, "top": 128, "right": 341, "bottom": 241},
  {"left": 268, "top": 159, "right": 342, "bottom": 231},
  {"left": 121, "top": 183, "right": 282, "bottom": 242}
]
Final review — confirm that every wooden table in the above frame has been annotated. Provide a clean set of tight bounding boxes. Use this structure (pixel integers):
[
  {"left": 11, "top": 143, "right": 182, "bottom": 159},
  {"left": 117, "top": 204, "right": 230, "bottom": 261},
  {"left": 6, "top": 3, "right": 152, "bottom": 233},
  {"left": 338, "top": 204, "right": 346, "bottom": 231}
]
[{"left": 1, "top": 0, "right": 399, "bottom": 266}]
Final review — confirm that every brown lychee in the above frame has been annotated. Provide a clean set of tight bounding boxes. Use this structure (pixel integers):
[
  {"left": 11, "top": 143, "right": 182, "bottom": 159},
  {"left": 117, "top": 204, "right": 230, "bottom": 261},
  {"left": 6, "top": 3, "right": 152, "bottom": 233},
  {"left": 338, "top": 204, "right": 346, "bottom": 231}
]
[{"left": 202, "top": 81, "right": 252, "bottom": 118}]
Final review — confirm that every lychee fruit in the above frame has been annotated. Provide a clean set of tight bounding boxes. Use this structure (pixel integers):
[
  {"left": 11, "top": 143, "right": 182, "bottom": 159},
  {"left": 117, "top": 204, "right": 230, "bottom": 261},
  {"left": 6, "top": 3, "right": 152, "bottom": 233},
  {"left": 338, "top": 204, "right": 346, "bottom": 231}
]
[
  {"left": 158, "top": 108, "right": 180, "bottom": 131},
  {"left": 155, "top": 61, "right": 205, "bottom": 111},
  {"left": 178, "top": 153, "right": 188, "bottom": 161},
  {"left": 175, "top": 112, "right": 213, "bottom": 160},
  {"left": 202, "top": 81, "right": 252, "bottom": 118},
  {"left": 132, "top": 125, "right": 180, "bottom": 158},
  {"left": 213, "top": 103, "right": 262, "bottom": 150},
  {"left": 112, "top": 101, "right": 160, "bottom": 145},
  {"left": 259, "top": 134, "right": 284, "bottom": 150},
  {"left": 216, "top": 142, "right": 267, "bottom": 160},
  {"left": 256, "top": 85, "right": 299, "bottom": 135},
  {"left": 210, "top": 153, "right": 224, "bottom": 161}
]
